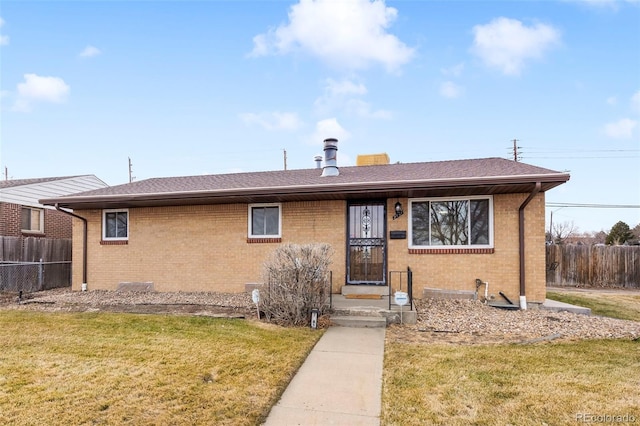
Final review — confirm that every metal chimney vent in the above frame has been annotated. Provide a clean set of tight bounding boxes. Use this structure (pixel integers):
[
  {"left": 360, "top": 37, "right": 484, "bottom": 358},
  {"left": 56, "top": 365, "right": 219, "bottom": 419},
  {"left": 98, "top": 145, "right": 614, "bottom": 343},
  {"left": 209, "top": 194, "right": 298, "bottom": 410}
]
[
  {"left": 314, "top": 155, "right": 323, "bottom": 169},
  {"left": 321, "top": 138, "right": 339, "bottom": 177}
]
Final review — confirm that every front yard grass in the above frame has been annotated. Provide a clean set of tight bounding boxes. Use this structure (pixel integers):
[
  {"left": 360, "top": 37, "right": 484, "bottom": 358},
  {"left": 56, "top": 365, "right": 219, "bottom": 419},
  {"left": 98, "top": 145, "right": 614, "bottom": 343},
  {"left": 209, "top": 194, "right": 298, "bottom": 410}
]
[
  {"left": 546, "top": 290, "right": 640, "bottom": 321},
  {"left": 382, "top": 339, "right": 640, "bottom": 425},
  {"left": 0, "top": 311, "right": 321, "bottom": 425}
]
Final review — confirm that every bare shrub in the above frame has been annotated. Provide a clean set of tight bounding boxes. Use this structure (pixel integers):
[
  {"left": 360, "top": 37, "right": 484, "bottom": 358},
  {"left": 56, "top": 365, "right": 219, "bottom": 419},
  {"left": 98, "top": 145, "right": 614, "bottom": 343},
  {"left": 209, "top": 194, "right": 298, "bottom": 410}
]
[{"left": 260, "top": 243, "right": 333, "bottom": 326}]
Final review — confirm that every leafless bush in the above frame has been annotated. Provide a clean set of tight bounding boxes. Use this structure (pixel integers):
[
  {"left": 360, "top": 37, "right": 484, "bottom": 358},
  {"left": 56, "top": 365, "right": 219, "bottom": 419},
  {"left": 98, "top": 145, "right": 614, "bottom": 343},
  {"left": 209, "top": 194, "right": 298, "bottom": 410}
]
[{"left": 260, "top": 243, "right": 333, "bottom": 326}]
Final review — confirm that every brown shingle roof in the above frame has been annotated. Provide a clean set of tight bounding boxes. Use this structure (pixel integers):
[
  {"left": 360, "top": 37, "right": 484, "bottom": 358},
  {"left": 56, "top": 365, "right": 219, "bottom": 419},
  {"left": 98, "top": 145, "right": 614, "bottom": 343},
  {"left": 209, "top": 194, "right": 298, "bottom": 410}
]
[{"left": 41, "top": 157, "right": 569, "bottom": 209}]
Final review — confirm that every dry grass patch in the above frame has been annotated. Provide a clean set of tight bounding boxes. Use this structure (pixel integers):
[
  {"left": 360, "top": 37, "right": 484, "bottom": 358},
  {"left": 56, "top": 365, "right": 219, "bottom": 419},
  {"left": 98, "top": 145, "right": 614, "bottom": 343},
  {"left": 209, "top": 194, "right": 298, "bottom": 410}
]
[
  {"left": 0, "top": 311, "right": 321, "bottom": 425},
  {"left": 382, "top": 339, "right": 640, "bottom": 425},
  {"left": 547, "top": 290, "right": 640, "bottom": 321}
]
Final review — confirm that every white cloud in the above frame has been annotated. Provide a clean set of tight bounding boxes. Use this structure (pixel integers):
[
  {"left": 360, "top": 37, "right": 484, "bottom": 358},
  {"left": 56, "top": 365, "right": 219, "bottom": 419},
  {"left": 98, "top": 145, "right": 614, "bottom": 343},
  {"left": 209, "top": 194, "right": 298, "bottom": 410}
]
[
  {"left": 0, "top": 17, "right": 9, "bottom": 46},
  {"left": 471, "top": 17, "right": 561, "bottom": 75},
  {"left": 79, "top": 45, "right": 102, "bottom": 58},
  {"left": 13, "top": 73, "right": 70, "bottom": 112},
  {"left": 441, "top": 62, "right": 465, "bottom": 77},
  {"left": 345, "top": 99, "right": 392, "bottom": 119},
  {"left": 603, "top": 118, "right": 637, "bottom": 139},
  {"left": 310, "top": 118, "right": 351, "bottom": 146},
  {"left": 440, "top": 81, "right": 464, "bottom": 99},
  {"left": 631, "top": 90, "right": 640, "bottom": 113},
  {"left": 606, "top": 96, "right": 617, "bottom": 106},
  {"left": 249, "top": 0, "right": 414, "bottom": 72},
  {"left": 239, "top": 111, "right": 303, "bottom": 131},
  {"left": 314, "top": 78, "right": 391, "bottom": 119},
  {"left": 325, "top": 78, "right": 367, "bottom": 97}
]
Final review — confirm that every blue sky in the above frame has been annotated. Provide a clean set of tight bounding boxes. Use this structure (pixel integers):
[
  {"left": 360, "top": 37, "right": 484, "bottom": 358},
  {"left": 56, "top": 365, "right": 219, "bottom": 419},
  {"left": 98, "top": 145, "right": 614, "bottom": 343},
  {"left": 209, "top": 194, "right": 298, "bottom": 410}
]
[{"left": 1, "top": 0, "right": 639, "bottom": 233}]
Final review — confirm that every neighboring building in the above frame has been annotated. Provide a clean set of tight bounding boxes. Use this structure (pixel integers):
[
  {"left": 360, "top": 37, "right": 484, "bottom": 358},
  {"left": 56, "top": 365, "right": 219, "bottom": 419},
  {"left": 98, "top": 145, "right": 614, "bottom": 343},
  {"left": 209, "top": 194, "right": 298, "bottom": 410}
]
[
  {"left": 1, "top": 175, "right": 108, "bottom": 239},
  {"left": 41, "top": 140, "right": 569, "bottom": 307}
]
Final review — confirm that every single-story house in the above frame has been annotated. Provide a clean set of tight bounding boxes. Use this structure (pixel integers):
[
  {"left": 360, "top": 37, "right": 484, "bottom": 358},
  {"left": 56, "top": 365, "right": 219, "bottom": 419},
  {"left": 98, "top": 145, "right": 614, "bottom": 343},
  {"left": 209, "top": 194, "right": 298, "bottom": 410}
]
[{"left": 41, "top": 140, "right": 569, "bottom": 308}]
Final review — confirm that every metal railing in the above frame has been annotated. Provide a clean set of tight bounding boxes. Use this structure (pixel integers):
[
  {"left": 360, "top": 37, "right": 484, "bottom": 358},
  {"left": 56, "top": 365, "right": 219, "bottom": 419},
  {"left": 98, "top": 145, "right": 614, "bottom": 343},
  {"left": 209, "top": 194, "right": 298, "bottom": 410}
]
[
  {"left": 388, "top": 267, "right": 413, "bottom": 311},
  {"left": 0, "top": 260, "right": 71, "bottom": 293}
]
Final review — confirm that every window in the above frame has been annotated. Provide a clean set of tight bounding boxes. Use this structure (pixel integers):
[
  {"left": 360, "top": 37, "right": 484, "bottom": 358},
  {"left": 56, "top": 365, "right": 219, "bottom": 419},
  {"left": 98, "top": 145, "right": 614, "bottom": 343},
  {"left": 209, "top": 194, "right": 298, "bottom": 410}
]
[
  {"left": 21, "top": 207, "right": 44, "bottom": 233},
  {"left": 103, "top": 209, "right": 128, "bottom": 240},
  {"left": 409, "top": 197, "right": 492, "bottom": 247},
  {"left": 248, "top": 204, "right": 281, "bottom": 238}
]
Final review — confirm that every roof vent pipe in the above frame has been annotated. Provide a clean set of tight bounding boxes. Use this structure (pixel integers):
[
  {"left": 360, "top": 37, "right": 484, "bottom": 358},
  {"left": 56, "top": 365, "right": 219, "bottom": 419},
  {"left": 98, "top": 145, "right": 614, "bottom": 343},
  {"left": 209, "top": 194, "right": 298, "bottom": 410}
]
[
  {"left": 321, "top": 138, "right": 339, "bottom": 177},
  {"left": 314, "top": 155, "right": 323, "bottom": 169}
]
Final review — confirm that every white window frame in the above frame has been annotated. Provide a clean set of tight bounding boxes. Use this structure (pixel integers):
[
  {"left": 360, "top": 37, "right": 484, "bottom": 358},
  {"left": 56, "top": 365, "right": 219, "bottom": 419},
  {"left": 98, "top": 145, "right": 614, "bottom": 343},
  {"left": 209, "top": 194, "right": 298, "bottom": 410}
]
[
  {"left": 248, "top": 203, "right": 282, "bottom": 238},
  {"left": 408, "top": 196, "right": 494, "bottom": 249},
  {"left": 21, "top": 206, "right": 44, "bottom": 234},
  {"left": 102, "top": 208, "right": 129, "bottom": 241}
]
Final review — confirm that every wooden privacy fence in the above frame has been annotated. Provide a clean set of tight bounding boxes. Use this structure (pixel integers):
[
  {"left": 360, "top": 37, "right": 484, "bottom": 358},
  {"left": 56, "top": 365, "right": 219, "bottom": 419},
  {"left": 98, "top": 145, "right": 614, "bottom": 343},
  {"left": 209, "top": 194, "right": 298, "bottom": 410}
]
[
  {"left": 546, "top": 244, "right": 640, "bottom": 288},
  {"left": 0, "top": 236, "right": 72, "bottom": 292}
]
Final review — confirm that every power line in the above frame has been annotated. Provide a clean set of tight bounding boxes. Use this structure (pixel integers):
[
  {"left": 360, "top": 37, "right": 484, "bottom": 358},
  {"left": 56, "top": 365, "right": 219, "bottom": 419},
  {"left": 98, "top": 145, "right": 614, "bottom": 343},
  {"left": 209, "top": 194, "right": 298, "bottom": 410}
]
[
  {"left": 524, "top": 156, "right": 639, "bottom": 159},
  {"left": 525, "top": 149, "right": 639, "bottom": 154},
  {"left": 546, "top": 203, "right": 640, "bottom": 209}
]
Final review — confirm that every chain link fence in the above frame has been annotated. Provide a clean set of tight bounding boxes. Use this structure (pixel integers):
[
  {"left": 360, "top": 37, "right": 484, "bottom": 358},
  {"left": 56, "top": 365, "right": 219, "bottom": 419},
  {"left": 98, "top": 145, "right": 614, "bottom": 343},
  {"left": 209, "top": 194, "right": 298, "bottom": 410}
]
[{"left": 0, "top": 260, "right": 72, "bottom": 293}]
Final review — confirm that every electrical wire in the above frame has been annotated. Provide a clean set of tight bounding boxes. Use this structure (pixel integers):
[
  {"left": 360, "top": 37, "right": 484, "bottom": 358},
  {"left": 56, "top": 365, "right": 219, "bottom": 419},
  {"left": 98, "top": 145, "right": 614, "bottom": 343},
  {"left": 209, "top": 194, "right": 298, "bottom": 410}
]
[{"left": 546, "top": 203, "right": 640, "bottom": 209}]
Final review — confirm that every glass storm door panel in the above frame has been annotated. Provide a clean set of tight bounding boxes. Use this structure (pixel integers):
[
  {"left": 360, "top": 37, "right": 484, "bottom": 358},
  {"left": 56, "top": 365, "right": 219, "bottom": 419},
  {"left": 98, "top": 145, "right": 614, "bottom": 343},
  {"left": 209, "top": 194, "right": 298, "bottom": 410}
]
[{"left": 347, "top": 203, "right": 386, "bottom": 284}]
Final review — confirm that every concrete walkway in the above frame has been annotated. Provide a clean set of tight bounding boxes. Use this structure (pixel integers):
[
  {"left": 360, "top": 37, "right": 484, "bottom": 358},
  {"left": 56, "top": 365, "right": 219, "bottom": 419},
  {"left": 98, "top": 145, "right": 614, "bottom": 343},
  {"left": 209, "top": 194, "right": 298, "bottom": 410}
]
[
  {"left": 542, "top": 298, "right": 592, "bottom": 315},
  {"left": 263, "top": 327, "right": 386, "bottom": 426}
]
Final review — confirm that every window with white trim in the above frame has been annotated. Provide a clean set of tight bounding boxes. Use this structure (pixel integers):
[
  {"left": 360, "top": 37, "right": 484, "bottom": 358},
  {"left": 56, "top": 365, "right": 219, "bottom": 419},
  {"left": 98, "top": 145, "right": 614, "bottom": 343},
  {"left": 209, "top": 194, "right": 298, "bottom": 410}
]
[
  {"left": 248, "top": 204, "right": 281, "bottom": 238},
  {"left": 21, "top": 207, "right": 44, "bottom": 233},
  {"left": 409, "top": 196, "right": 493, "bottom": 247},
  {"left": 102, "top": 209, "right": 129, "bottom": 240}
]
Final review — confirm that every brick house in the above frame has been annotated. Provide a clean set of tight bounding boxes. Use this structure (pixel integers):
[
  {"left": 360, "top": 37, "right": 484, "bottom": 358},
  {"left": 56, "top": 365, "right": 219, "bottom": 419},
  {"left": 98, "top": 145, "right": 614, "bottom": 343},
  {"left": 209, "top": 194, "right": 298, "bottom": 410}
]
[
  {"left": 41, "top": 140, "right": 569, "bottom": 308},
  {"left": 1, "top": 175, "right": 108, "bottom": 240}
]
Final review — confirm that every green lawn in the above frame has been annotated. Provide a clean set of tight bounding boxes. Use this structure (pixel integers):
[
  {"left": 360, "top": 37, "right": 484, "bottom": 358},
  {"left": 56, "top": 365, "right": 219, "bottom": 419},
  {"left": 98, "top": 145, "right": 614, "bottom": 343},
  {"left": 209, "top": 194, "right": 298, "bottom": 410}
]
[
  {"left": 0, "top": 311, "right": 322, "bottom": 425},
  {"left": 383, "top": 290, "right": 640, "bottom": 425},
  {"left": 546, "top": 290, "right": 640, "bottom": 321},
  {"left": 3, "top": 293, "right": 639, "bottom": 426},
  {"left": 382, "top": 339, "right": 640, "bottom": 425}
]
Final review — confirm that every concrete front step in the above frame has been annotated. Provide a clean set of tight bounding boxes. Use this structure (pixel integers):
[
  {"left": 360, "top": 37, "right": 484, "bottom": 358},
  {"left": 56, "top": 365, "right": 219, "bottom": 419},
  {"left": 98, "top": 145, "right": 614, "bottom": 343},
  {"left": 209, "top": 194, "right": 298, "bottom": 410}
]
[
  {"left": 330, "top": 315, "right": 388, "bottom": 328},
  {"left": 341, "top": 285, "right": 389, "bottom": 297},
  {"left": 330, "top": 294, "right": 417, "bottom": 326}
]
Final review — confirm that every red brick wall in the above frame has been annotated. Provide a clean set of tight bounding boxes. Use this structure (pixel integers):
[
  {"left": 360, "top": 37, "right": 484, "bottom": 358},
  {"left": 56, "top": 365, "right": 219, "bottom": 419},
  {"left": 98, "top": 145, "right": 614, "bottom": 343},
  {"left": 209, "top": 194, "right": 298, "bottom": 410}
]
[
  {"left": 0, "top": 202, "right": 72, "bottom": 239},
  {"left": 0, "top": 202, "right": 22, "bottom": 237},
  {"left": 44, "top": 208, "right": 73, "bottom": 239}
]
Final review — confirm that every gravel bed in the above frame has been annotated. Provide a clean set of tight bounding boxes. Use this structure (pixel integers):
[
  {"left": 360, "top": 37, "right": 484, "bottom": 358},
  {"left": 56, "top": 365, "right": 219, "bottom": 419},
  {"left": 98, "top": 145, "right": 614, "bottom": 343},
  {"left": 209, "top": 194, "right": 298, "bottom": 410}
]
[
  {"left": 3, "top": 289, "right": 639, "bottom": 343},
  {"left": 21, "top": 287, "right": 254, "bottom": 308},
  {"left": 393, "top": 298, "right": 640, "bottom": 344},
  {"left": 2, "top": 288, "right": 254, "bottom": 317}
]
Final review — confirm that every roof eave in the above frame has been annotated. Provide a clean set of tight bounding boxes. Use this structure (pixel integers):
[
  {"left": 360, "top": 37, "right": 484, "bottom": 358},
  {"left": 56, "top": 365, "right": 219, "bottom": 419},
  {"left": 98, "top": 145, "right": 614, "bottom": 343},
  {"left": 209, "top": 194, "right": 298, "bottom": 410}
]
[{"left": 41, "top": 172, "right": 570, "bottom": 210}]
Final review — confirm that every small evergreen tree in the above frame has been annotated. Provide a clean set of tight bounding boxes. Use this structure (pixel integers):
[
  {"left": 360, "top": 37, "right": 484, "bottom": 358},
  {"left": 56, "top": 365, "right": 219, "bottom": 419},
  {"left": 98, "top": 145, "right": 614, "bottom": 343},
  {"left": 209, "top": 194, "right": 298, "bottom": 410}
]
[{"left": 605, "top": 221, "right": 633, "bottom": 245}]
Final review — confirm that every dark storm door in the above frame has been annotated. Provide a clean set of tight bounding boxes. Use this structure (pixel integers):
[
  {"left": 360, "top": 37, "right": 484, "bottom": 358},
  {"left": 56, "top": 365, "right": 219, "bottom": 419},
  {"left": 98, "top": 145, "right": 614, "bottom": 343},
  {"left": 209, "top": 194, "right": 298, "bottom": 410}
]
[{"left": 347, "top": 202, "right": 386, "bottom": 285}]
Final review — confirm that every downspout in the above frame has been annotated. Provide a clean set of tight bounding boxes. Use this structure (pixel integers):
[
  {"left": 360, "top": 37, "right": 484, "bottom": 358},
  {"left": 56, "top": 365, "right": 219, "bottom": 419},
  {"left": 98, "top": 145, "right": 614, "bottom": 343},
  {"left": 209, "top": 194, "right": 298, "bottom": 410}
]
[
  {"left": 518, "top": 182, "right": 541, "bottom": 310},
  {"left": 55, "top": 203, "right": 88, "bottom": 289}
]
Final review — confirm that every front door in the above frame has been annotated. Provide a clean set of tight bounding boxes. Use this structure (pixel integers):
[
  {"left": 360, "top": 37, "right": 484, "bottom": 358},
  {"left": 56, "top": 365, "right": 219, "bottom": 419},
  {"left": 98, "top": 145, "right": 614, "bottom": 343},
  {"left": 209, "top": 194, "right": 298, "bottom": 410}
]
[{"left": 347, "top": 202, "right": 386, "bottom": 285}]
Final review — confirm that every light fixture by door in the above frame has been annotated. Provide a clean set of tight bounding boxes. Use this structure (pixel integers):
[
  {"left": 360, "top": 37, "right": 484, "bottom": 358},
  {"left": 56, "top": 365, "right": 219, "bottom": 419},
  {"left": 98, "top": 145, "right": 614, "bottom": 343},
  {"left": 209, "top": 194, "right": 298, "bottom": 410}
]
[{"left": 393, "top": 200, "right": 404, "bottom": 220}]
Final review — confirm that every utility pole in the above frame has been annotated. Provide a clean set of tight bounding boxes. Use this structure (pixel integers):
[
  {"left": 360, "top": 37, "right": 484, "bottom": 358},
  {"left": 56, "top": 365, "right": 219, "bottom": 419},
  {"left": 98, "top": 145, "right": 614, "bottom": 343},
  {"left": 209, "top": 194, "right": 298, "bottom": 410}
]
[
  {"left": 4, "top": 166, "right": 7, "bottom": 181},
  {"left": 283, "top": 149, "right": 287, "bottom": 171},
  {"left": 512, "top": 139, "right": 520, "bottom": 162},
  {"left": 128, "top": 157, "right": 135, "bottom": 183}
]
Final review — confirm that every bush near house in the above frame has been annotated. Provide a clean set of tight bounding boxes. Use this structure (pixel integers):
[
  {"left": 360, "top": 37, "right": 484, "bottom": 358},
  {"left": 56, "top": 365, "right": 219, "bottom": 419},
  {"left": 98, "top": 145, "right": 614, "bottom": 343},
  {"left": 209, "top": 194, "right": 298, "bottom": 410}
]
[{"left": 260, "top": 243, "right": 333, "bottom": 326}]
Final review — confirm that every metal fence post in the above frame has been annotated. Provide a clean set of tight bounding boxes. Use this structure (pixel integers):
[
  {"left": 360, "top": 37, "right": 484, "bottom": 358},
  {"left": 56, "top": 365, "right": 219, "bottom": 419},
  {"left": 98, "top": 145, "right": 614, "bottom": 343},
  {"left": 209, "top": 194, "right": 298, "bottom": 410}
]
[{"left": 38, "top": 258, "right": 44, "bottom": 291}]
